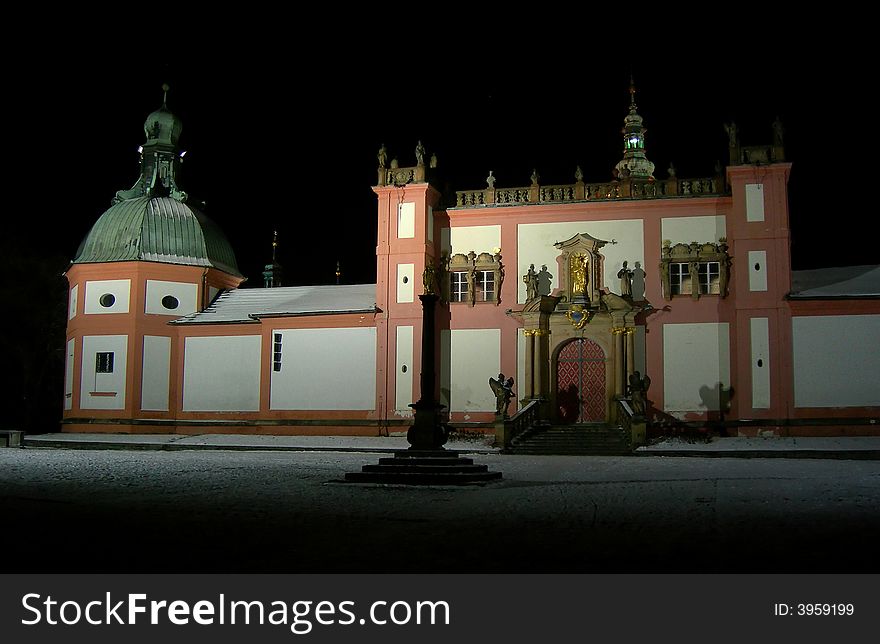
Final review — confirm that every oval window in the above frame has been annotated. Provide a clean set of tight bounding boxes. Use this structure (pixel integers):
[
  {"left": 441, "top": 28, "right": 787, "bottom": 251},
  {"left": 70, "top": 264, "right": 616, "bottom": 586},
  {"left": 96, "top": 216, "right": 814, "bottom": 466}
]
[
  {"left": 162, "top": 295, "right": 180, "bottom": 310},
  {"left": 99, "top": 293, "right": 116, "bottom": 308},
  {"left": 401, "top": 365, "right": 408, "bottom": 373}
]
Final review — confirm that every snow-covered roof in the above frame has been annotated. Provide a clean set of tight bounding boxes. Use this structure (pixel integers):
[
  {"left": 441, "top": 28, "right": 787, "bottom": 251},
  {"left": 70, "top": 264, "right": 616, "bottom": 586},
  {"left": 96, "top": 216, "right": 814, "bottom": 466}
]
[
  {"left": 789, "top": 265, "right": 880, "bottom": 299},
  {"left": 171, "top": 284, "right": 378, "bottom": 324}
]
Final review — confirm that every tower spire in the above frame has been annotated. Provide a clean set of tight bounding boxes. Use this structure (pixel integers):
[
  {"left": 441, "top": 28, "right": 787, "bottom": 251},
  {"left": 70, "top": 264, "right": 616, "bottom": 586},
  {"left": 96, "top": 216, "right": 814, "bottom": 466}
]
[
  {"left": 263, "top": 230, "right": 283, "bottom": 288},
  {"left": 613, "top": 74, "right": 655, "bottom": 180},
  {"left": 113, "top": 84, "right": 187, "bottom": 204},
  {"left": 628, "top": 73, "right": 637, "bottom": 113}
]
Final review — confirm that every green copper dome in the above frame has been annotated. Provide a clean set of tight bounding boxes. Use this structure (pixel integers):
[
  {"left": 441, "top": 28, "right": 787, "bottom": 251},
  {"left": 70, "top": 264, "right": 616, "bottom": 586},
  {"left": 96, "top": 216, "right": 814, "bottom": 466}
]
[{"left": 74, "top": 196, "right": 241, "bottom": 276}]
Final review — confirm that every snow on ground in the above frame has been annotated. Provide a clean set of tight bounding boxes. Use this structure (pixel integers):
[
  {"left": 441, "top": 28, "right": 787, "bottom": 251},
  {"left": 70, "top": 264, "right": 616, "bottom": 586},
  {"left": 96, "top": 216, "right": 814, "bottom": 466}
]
[{"left": 3, "top": 448, "right": 879, "bottom": 573}]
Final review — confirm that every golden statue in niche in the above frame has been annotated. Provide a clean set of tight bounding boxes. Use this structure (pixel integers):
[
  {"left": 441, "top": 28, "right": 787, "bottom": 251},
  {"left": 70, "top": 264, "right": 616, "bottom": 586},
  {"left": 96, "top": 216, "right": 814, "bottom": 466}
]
[{"left": 570, "top": 253, "right": 588, "bottom": 296}]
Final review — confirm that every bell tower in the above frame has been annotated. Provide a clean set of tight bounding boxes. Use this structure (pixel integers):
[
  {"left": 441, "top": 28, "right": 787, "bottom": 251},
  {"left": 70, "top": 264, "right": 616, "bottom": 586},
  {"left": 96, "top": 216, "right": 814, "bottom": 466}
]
[
  {"left": 614, "top": 77, "right": 655, "bottom": 180},
  {"left": 373, "top": 143, "right": 441, "bottom": 425}
]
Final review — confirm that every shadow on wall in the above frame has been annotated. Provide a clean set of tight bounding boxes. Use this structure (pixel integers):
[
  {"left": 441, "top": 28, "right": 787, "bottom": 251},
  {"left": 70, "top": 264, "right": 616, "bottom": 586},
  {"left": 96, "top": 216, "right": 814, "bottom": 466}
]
[
  {"left": 537, "top": 265, "right": 553, "bottom": 296},
  {"left": 631, "top": 261, "right": 646, "bottom": 301},
  {"left": 557, "top": 384, "right": 579, "bottom": 424},
  {"left": 700, "top": 381, "right": 735, "bottom": 436},
  {"left": 648, "top": 382, "right": 734, "bottom": 442}
]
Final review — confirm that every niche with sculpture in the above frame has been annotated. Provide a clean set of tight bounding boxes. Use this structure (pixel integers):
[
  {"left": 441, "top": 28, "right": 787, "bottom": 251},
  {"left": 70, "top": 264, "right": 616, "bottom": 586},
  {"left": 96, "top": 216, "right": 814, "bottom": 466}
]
[{"left": 553, "top": 232, "right": 608, "bottom": 308}]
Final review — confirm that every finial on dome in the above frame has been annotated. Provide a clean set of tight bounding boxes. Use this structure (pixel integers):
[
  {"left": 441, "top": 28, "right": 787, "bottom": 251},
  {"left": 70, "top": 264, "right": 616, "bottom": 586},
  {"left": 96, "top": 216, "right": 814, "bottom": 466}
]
[
  {"left": 272, "top": 229, "right": 278, "bottom": 262},
  {"left": 162, "top": 83, "right": 170, "bottom": 107}
]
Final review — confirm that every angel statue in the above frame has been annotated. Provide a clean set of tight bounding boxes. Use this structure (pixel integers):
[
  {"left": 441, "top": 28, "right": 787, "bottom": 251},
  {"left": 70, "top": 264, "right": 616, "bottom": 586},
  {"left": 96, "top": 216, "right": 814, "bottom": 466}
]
[
  {"left": 628, "top": 371, "right": 651, "bottom": 417},
  {"left": 489, "top": 373, "right": 515, "bottom": 417}
]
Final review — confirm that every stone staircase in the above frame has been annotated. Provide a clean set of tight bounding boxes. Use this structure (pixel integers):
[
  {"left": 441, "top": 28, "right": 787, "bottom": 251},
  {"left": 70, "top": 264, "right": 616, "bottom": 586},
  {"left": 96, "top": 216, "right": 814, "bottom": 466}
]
[
  {"left": 345, "top": 450, "right": 502, "bottom": 485},
  {"left": 506, "top": 422, "right": 633, "bottom": 456}
]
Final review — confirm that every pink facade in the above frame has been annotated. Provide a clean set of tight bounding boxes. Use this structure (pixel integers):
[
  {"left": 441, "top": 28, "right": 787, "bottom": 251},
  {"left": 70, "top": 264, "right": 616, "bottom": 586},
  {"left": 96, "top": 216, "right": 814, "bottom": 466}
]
[{"left": 62, "top": 92, "right": 880, "bottom": 438}]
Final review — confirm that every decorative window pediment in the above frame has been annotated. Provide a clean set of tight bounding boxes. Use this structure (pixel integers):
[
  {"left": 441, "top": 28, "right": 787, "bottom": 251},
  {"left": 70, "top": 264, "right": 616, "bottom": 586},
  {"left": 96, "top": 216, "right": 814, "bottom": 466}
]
[
  {"left": 660, "top": 240, "right": 731, "bottom": 300},
  {"left": 443, "top": 251, "right": 504, "bottom": 306}
]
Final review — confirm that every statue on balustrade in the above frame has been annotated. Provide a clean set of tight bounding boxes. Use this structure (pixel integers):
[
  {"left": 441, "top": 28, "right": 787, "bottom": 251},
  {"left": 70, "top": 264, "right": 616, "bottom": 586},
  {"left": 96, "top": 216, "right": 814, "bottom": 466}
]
[
  {"left": 724, "top": 122, "right": 739, "bottom": 147},
  {"left": 772, "top": 116, "right": 784, "bottom": 146}
]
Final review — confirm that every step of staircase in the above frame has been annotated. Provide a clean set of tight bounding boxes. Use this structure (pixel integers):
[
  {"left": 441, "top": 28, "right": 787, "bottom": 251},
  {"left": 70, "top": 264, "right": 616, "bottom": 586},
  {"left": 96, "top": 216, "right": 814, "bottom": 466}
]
[
  {"left": 345, "top": 449, "right": 502, "bottom": 485},
  {"left": 507, "top": 424, "right": 633, "bottom": 456}
]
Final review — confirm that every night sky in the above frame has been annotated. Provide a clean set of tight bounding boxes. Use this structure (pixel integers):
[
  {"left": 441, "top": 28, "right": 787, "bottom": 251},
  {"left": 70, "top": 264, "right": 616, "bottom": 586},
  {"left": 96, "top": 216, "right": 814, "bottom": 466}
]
[{"left": 14, "top": 55, "right": 873, "bottom": 289}]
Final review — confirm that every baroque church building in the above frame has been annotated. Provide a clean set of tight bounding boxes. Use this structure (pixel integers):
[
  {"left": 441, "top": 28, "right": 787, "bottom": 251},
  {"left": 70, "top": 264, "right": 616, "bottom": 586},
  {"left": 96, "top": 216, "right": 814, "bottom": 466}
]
[{"left": 62, "top": 85, "right": 880, "bottom": 440}]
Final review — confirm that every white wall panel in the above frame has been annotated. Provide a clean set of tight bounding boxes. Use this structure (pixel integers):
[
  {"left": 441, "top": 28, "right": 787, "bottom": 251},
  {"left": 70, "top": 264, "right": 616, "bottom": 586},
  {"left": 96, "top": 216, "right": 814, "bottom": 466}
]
[
  {"left": 663, "top": 323, "right": 730, "bottom": 412},
  {"left": 84, "top": 279, "right": 131, "bottom": 315},
  {"left": 64, "top": 338, "right": 75, "bottom": 410},
  {"left": 141, "top": 335, "right": 171, "bottom": 411},
  {"left": 395, "top": 325, "right": 414, "bottom": 411},
  {"left": 397, "top": 263, "right": 414, "bottom": 303},
  {"left": 748, "top": 250, "right": 768, "bottom": 292},
  {"left": 440, "top": 329, "right": 501, "bottom": 412},
  {"left": 145, "top": 280, "right": 198, "bottom": 316},
  {"left": 750, "top": 317, "right": 771, "bottom": 409},
  {"left": 746, "top": 184, "right": 765, "bottom": 222},
  {"left": 270, "top": 328, "right": 377, "bottom": 410},
  {"left": 183, "top": 336, "right": 261, "bottom": 411},
  {"left": 440, "top": 225, "right": 502, "bottom": 257},
  {"left": 517, "top": 220, "right": 644, "bottom": 304},
  {"left": 398, "top": 202, "right": 415, "bottom": 239},
  {"left": 661, "top": 215, "right": 727, "bottom": 246},
  {"left": 80, "top": 335, "right": 128, "bottom": 410},
  {"left": 793, "top": 315, "right": 880, "bottom": 407},
  {"left": 68, "top": 284, "right": 78, "bottom": 320}
]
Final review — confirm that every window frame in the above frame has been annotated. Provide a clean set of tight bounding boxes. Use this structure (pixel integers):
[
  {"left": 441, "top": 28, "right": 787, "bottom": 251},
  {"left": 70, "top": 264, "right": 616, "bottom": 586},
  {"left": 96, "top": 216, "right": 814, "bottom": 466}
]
[
  {"left": 443, "top": 251, "right": 504, "bottom": 306},
  {"left": 95, "top": 352, "right": 114, "bottom": 374},
  {"left": 660, "top": 240, "right": 730, "bottom": 301}
]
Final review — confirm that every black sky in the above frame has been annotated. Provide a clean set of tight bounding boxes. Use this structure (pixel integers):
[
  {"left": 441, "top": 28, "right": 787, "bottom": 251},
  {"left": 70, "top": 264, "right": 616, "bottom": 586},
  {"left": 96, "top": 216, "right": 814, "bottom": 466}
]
[{"left": 15, "top": 53, "right": 874, "bottom": 288}]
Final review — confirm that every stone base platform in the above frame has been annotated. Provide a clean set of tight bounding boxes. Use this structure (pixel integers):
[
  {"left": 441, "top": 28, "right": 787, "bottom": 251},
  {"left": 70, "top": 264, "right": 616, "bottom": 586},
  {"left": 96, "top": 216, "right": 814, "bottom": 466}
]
[{"left": 344, "top": 449, "right": 502, "bottom": 485}]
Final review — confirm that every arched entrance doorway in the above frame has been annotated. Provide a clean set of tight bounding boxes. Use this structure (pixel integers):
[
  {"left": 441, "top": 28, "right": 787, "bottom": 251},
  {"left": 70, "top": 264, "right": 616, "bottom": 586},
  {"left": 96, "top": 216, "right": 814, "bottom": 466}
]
[{"left": 556, "top": 338, "right": 606, "bottom": 423}]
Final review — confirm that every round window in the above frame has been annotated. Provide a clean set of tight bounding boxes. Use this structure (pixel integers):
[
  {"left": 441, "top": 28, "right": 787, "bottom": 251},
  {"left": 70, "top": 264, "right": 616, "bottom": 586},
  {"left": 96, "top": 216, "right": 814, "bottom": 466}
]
[
  {"left": 162, "top": 295, "right": 180, "bottom": 310},
  {"left": 99, "top": 293, "right": 116, "bottom": 308}
]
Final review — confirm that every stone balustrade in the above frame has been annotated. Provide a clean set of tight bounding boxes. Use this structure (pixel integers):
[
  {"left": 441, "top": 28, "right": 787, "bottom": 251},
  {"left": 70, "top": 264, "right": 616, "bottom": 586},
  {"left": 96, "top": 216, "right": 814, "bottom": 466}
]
[
  {"left": 454, "top": 175, "right": 724, "bottom": 208},
  {"left": 495, "top": 398, "right": 542, "bottom": 449}
]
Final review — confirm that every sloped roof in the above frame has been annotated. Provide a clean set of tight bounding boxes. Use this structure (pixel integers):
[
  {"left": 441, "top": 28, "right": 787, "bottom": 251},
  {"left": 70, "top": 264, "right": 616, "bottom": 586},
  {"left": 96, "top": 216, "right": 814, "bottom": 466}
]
[
  {"left": 74, "top": 196, "right": 241, "bottom": 277},
  {"left": 789, "top": 265, "right": 880, "bottom": 298},
  {"left": 171, "top": 284, "right": 378, "bottom": 324}
]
